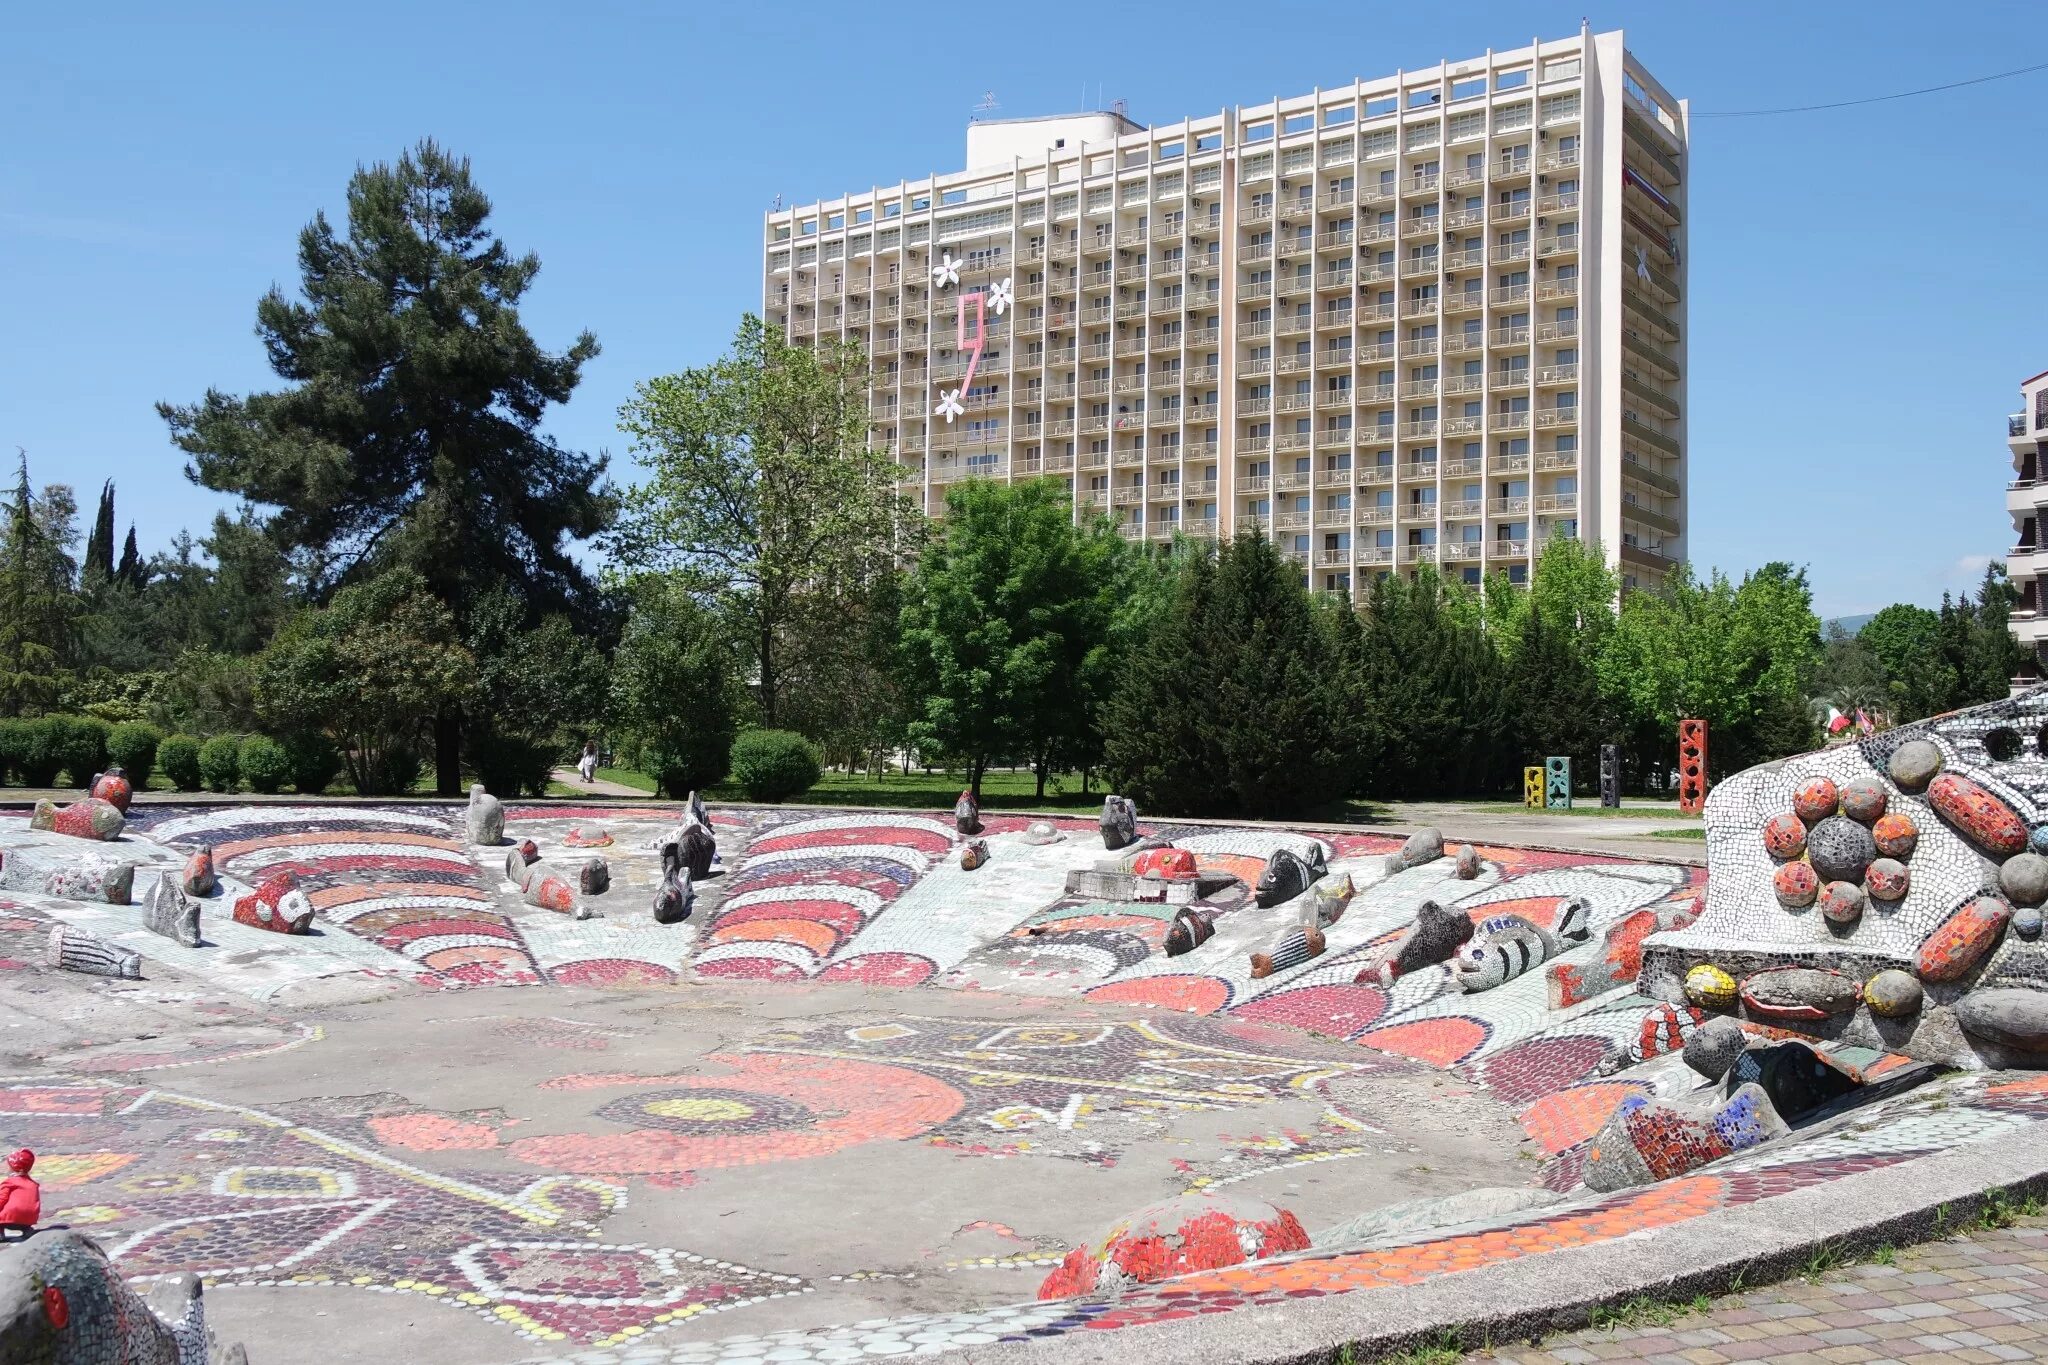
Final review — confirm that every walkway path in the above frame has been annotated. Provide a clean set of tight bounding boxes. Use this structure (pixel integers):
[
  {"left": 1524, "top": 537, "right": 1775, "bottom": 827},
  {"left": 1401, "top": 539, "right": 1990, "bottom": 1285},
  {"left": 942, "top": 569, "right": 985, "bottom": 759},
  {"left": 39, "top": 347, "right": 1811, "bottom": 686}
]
[
  {"left": 546, "top": 766, "right": 649, "bottom": 797},
  {"left": 1473, "top": 1216, "right": 2048, "bottom": 1363}
]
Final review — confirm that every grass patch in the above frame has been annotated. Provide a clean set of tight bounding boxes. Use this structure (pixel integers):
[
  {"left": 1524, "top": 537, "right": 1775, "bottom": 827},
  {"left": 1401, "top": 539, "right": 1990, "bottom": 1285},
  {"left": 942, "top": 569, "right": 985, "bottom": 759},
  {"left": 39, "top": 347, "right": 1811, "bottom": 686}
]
[
  {"left": 1364, "top": 1329, "right": 1465, "bottom": 1364},
  {"left": 1648, "top": 827, "right": 1708, "bottom": 841},
  {"left": 1588, "top": 1293, "right": 1712, "bottom": 1331}
]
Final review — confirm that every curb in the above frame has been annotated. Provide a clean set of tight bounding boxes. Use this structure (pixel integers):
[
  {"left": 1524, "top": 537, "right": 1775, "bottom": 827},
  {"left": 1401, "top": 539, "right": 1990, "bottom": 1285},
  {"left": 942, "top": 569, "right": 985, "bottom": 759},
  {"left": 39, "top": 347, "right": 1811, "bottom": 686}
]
[{"left": 950, "top": 1126, "right": 2048, "bottom": 1364}]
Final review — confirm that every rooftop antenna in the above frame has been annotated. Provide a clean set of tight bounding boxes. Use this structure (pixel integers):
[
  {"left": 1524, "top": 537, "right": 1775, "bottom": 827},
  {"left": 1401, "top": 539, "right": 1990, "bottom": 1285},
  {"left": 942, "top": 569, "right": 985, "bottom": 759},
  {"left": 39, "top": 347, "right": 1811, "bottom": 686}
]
[
  {"left": 771, "top": 193, "right": 782, "bottom": 211},
  {"left": 974, "top": 90, "right": 1000, "bottom": 119},
  {"left": 1111, "top": 97, "right": 1127, "bottom": 119}
]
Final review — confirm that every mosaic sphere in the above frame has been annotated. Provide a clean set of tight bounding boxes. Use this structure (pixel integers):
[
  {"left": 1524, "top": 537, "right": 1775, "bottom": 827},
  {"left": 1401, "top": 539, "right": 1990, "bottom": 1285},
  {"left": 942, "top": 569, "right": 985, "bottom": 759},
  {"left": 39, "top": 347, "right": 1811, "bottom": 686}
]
[
  {"left": 1864, "top": 858, "right": 1910, "bottom": 904},
  {"left": 2032, "top": 826, "right": 2048, "bottom": 858},
  {"left": 1806, "top": 815, "right": 1876, "bottom": 885},
  {"left": 1773, "top": 860, "right": 1819, "bottom": 909},
  {"left": 1863, "top": 969, "right": 1924, "bottom": 1018},
  {"left": 1761, "top": 813, "right": 1807, "bottom": 860},
  {"left": 2017, "top": 906, "right": 2045, "bottom": 940},
  {"left": 1684, "top": 963, "right": 1738, "bottom": 1011},
  {"left": 1839, "top": 778, "right": 1888, "bottom": 825},
  {"left": 1886, "top": 739, "right": 1943, "bottom": 792},
  {"left": 2000, "top": 852, "right": 2048, "bottom": 908},
  {"left": 1791, "top": 777, "right": 1840, "bottom": 824},
  {"left": 1818, "top": 879, "right": 1867, "bottom": 925},
  {"left": 1872, "top": 812, "right": 1920, "bottom": 860}
]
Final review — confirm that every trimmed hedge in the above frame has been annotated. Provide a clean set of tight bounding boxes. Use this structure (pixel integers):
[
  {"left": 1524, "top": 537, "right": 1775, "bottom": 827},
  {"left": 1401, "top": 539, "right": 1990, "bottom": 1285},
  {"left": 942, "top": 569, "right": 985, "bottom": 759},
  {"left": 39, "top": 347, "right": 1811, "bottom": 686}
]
[
  {"left": 239, "top": 734, "right": 290, "bottom": 794},
  {"left": 282, "top": 732, "right": 341, "bottom": 795},
  {"left": 58, "top": 716, "right": 111, "bottom": 787},
  {"left": 0, "top": 719, "right": 29, "bottom": 785},
  {"left": 730, "top": 729, "right": 821, "bottom": 804},
  {"left": 18, "top": 719, "right": 67, "bottom": 787},
  {"left": 108, "top": 722, "right": 162, "bottom": 790},
  {"left": 197, "top": 734, "right": 241, "bottom": 793},
  {"left": 159, "top": 734, "right": 203, "bottom": 792}
]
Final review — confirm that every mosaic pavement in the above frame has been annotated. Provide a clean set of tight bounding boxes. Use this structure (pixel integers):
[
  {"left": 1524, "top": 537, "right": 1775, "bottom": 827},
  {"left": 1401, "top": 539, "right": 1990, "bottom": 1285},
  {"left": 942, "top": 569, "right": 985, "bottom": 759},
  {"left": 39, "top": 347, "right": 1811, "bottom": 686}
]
[{"left": 0, "top": 799, "right": 2038, "bottom": 1361}]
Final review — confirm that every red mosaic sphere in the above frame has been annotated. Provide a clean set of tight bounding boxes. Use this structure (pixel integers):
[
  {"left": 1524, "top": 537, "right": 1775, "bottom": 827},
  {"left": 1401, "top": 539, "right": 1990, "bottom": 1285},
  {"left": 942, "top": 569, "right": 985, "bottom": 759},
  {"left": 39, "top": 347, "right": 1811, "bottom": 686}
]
[
  {"left": 1872, "top": 812, "right": 1919, "bottom": 860},
  {"left": 1773, "top": 860, "right": 1819, "bottom": 908},
  {"left": 1761, "top": 813, "right": 1808, "bottom": 860},
  {"left": 1818, "top": 880, "right": 1866, "bottom": 924},
  {"left": 1791, "top": 777, "right": 1840, "bottom": 824},
  {"left": 1131, "top": 847, "right": 1198, "bottom": 880}
]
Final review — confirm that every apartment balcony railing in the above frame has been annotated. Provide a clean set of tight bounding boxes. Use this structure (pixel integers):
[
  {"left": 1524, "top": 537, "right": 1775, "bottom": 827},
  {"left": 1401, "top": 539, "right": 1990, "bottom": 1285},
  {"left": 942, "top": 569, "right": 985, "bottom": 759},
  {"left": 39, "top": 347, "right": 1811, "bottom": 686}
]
[
  {"left": 1441, "top": 499, "right": 1482, "bottom": 519},
  {"left": 1539, "top": 147, "right": 1581, "bottom": 173},
  {"left": 1400, "top": 298, "right": 1439, "bottom": 319},
  {"left": 1402, "top": 216, "right": 1442, "bottom": 239},
  {"left": 1445, "top": 291, "right": 1484, "bottom": 314},
  {"left": 1399, "top": 420, "right": 1438, "bottom": 440},
  {"left": 1358, "top": 464, "right": 1395, "bottom": 485},
  {"left": 1401, "top": 256, "right": 1439, "bottom": 279},
  {"left": 1357, "top": 506, "right": 1394, "bottom": 525},
  {"left": 1442, "top": 414, "right": 1483, "bottom": 436},
  {"left": 1622, "top": 415, "right": 1681, "bottom": 456},
  {"left": 2011, "top": 414, "right": 2029, "bottom": 438},
  {"left": 1491, "top": 325, "right": 1531, "bottom": 347},
  {"left": 1442, "top": 458, "right": 1483, "bottom": 479},
  {"left": 1181, "top": 479, "right": 1218, "bottom": 498},
  {"left": 1496, "top": 538, "right": 1531, "bottom": 557},
  {"left": 1491, "top": 200, "right": 1532, "bottom": 223},
  {"left": 1534, "top": 493, "right": 1579, "bottom": 515},
  {"left": 1534, "top": 407, "right": 1578, "bottom": 430},
  {"left": 1489, "top": 495, "right": 1530, "bottom": 516},
  {"left": 1233, "top": 475, "right": 1269, "bottom": 493},
  {"left": 1494, "top": 411, "right": 1531, "bottom": 432},
  {"left": 1401, "top": 543, "right": 1440, "bottom": 563},
  {"left": 1489, "top": 284, "right": 1531, "bottom": 307}
]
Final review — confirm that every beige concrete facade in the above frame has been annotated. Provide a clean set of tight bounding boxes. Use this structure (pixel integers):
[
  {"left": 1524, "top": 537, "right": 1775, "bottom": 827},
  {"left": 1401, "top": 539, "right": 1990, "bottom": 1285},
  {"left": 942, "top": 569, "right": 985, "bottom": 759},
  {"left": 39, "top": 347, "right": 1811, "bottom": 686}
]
[
  {"left": 763, "top": 27, "right": 1687, "bottom": 596},
  {"left": 2006, "top": 368, "right": 2048, "bottom": 660}
]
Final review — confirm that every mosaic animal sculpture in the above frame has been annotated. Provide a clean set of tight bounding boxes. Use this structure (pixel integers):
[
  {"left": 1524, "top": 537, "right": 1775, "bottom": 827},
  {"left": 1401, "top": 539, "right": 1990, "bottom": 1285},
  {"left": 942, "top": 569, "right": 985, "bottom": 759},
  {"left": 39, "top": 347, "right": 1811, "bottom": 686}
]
[
  {"left": 960, "top": 838, "right": 990, "bottom": 871},
  {"left": 1036, "top": 1192, "right": 1309, "bottom": 1302},
  {"left": 1254, "top": 846, "right": 1326, "bottom": 909},
  {"left": 0, "top": 850, "right": 135, "bottom": 905},
  {"left": 144, "top": 870, "right": 201, "bottom": 948},
  {"left": 1164, "top": 906, "right": 1215, "bottom": 957},
  {"left": 1451, "top": 896, "right": 1591, "bottom": 992},
  {"left": 1250, "top": 925, "right": 1324, "bottom": 979},
  {"left": 232, "top": 873, "right": 314, "bottom": 934},
  {"left": 180, "top": 847, "right": 216, "bottom": 897},
  {"left": 87, "top": 767, "right": 132, "bottom": 813},
  {"left": 45, "top": 926, "right": 140, "bottom": 979},
  {"left": 30, "top": 798, "right": 124, "bottom": 842},
  {"left": 652, "top": 842, "right": 694, "bottom": 925},
  {"left": 0, "top": 1228, "right": 248, "bottom": 1364},
  {"left": 1307, "top": 872, "right": 1353, "bottom": 928},
  {"left": 524, "top": 867, "right": 590, "bottom": 919},
  {"left": 578, "top": 857, "right": 610, "bottom": 895},
  {"left": 1581, "top": 1082, "right": 1789, "bottom": 1193},
  {"left": 1131, "top": 847, "right": 1197, "bottom": 881},
  {"left": 954, "top": 790, "right": 981, "bottom": 835},
  {"left": 1100, "top": 796, "right": 1138, "bottom": 851},
  {"left": 1357, "top": 900, "right": 1474, "bottom": 987},
  {"left": 466, "top": 783, "right": 505, "bottom": 845}
]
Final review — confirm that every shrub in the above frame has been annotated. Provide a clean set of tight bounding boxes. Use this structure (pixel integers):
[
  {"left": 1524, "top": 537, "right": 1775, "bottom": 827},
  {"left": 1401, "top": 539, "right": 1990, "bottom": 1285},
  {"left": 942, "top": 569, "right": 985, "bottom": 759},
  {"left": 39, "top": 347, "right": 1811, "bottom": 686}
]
[
  {"left": 730, "top": 729, "right": 821, "bottom": 804},
  {"left": 107, "top": 721, "right": 163, "bottom": 790},
  {"left": 239, "top": 735, "right": 291, "bottom": 794},
  {"left": 18, "top": 718, "right": 68, "bottom": 787},
  {"left": 0, "top": 719, "right": 28, "bottom": 785},
  {"left": 159, "top": 734, "right": 204, "bottom": 792},
  {"left": 359, "top": 745, "right": 422, "bottom": 797},
  {"left": 472, "top": 737, "right": 556, "bottom": 799},
  {"left": 197, "top": 735, "right": 241, "bottom": 793},
  {"left": 54, "top": 716, "right": 111, "bottom": 787},
  {"left": 280, "top": 731, "right": 342, "bottom": 795}
]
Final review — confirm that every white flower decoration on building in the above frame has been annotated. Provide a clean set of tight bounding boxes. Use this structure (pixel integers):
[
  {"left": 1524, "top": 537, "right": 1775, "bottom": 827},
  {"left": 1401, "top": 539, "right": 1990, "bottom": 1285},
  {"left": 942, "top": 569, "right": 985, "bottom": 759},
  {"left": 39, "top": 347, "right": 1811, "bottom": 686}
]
[
  {"left": 935, "top": 389, "right": 965, "bottom": 422},
  {"left": 987, "top": 277, "right": 1014, "bottom": 315},
  {"left": 932, "top": 253, "right": 961, "bottom": 288}
]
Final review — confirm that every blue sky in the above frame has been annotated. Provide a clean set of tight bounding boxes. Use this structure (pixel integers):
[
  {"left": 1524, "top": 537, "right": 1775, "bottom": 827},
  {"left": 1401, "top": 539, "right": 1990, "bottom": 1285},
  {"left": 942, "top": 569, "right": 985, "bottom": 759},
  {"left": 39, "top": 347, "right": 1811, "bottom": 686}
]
[{"left": 5, "top": 1, "right": 2045, "bottom": 616}]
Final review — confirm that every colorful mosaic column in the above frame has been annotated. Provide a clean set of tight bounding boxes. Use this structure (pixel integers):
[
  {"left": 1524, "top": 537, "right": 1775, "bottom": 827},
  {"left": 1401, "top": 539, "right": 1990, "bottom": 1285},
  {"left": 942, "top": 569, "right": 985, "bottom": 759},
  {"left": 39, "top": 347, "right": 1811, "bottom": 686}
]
[
  {"left": 1523, "top": 766, "right": 1544, "bottom": 809},
  {"left": 1545, "top": 757, "right": 1572, "bottom": 810},
  {"left": 1600, "top": 743, "right": 1621, "bottom": 808},
  {"left": 1678, "top": 718, "right": 1709, "bottom": 814}
]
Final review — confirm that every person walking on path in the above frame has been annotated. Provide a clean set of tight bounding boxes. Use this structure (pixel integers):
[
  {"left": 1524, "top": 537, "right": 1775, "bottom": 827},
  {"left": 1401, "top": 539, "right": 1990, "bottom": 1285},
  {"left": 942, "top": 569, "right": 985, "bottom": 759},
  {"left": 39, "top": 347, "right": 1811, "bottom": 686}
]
[{"left": 577, "top": 741, "right": 599, "bottom": 785}]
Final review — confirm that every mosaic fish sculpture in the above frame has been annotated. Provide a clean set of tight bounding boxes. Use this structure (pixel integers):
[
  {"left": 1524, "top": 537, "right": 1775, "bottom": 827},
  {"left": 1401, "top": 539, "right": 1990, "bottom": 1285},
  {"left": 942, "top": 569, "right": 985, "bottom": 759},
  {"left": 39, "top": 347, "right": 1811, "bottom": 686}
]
[
  {"left": 181, "top": 846, "right": 217, "bottom": 897},
  {"left": 0, "top": 1229, "right": 248, "bottom": 1363},
  {"left": 232, "top": 873, "right": 315, "bottom": 934},
  {"left": 1164, "top": 906, "right": 1215, "bottom": 957},
  {"left": 960, "top": 838, "right": 990, "bottom": 871},
  {"left": 87, "top": 766, "right": 133, "bottom": 813},
  {"left": 1254, "top": 846, "right": 1327, "bottom": 909},
  {"left": 30, "top": 797, "right": 124, "bottom": 842},
  {"left": 1451, "top": 896, "right": 1592, "bottom": 993},
  {"left": 1357, "top": 900, "right": 1474, "bottom": 987},
  {"left": 652, "top": 842, "right": 694, "bottom": 925}
]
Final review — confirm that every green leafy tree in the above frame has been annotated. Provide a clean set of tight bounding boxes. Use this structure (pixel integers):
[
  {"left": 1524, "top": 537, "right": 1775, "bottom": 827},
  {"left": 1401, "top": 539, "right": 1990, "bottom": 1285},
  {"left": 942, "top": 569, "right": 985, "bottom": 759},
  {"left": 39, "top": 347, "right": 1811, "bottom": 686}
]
[
  {"left": 611, "top": 315, "right": 921, "bottom": 727},
  {"left": 464, "top": 585, "right": 608, "bottom": 796},
  {"left": 899, "top": 479, "right": 1120, "bottom": 799},
  {"left": 254, "top": 569, "right": 474, "bottom": 794},
  {"left": 160, "top": 139, "right": 611, "bottom": 793},
  {"left": 1104, "top": 531, "right": 1348, "bottom": 816},
  {"left": 1815, "top": 622, "right": 1890, "bottom": 717},
  {"left": 1858, "top": 604, "right": 1948, "bottom": 720},
  {"left": 0, "top": 453, "right": 83, "bottom": 714},
  {"left": 1354, "top": 567, "right": 1514, "bottom": 797},
  {"left": 609, "top": 577, "right": 744, "bottom": 797},
  {"left": 1940, "top": 563, "right": 2029, "bottom": 709}
]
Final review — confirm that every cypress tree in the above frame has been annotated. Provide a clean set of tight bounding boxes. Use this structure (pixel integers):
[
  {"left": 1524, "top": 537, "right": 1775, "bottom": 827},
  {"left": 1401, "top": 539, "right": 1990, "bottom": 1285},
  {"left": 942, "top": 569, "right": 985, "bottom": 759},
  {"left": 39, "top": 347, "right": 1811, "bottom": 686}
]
[
  {"left": 117, "top": 525, "right": 145, "bottom": 590},
  {"left": 84, "top": 480, "right": 115, "bottom": 584}
]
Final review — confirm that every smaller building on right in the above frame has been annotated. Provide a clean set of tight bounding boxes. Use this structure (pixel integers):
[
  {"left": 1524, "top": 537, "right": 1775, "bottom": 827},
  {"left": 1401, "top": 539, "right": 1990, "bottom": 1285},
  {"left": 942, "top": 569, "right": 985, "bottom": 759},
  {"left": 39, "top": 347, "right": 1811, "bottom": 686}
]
[{"left": 2005, "top": 367, "right": 2048, "bottom": 676}]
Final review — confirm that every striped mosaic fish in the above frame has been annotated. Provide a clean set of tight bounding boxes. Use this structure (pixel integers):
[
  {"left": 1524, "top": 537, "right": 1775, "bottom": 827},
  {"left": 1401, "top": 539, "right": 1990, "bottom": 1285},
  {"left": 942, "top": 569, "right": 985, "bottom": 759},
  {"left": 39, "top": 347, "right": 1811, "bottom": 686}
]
[{"left": 1451, "top": 896, "right": 1591, "bottom": 993}]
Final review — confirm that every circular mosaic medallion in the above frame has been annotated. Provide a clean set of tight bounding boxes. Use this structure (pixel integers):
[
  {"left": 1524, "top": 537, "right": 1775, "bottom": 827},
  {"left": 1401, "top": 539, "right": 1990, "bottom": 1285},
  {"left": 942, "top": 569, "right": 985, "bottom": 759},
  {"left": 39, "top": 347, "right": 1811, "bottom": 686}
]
[{"left": 600, "top": 1087, "right": 816, "bottom": 1136}]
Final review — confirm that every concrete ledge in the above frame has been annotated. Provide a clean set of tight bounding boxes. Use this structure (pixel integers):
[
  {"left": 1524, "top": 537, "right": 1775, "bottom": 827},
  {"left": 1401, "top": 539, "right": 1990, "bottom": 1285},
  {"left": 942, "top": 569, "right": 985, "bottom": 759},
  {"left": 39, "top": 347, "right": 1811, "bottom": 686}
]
[{"left": 953, "top": 1127, "right": 2048, "bottom": 1364}]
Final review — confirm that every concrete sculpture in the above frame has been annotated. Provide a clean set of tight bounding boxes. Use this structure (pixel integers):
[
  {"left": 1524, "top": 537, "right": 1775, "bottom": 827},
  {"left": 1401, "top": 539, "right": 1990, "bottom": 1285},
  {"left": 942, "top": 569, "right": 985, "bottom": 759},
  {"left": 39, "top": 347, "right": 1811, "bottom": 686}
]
[
  {"left": 1100, "top": 796, "right": 1138, "bottom": 851},
  {"left": 45, "top": 925, "right": 141, "bottom": 979},
  {"left": 466, "top": 783, "right": 505, "bottom": 845},
  {"left": 181, "top": 847, "right": 217, "bottom": 897},
  {"left": 30, "top": 798, "right": 124, "bottom": 842},
  {"left": 144, "top": 870, "right": 202, "bottom": 947},
  {"left": 953, "top": 790, "right": 981, "bottom": 835},
  {"left": 653, "top": 843, "right": 694, "bottom": 924}
]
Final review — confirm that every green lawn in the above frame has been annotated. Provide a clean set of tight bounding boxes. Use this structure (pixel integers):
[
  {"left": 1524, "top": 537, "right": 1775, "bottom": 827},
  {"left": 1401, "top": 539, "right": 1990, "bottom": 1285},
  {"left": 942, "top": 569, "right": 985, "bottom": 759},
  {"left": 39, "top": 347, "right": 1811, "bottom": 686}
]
[
  {"left": 1466, "top": 802, "right": 1699, "bottom": 820},
  {"left": 1648, "top": 826, "right": 1708, "bottom": 840}
]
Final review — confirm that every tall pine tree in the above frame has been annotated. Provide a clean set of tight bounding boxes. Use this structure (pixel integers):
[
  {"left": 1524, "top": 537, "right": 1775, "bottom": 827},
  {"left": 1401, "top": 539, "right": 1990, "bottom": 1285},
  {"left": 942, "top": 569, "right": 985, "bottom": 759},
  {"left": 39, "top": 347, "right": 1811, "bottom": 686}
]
[
  {"left": 83, "top": 480, "right": 116, "bottom": 585},
  {"left": 160, "top": 140, "right": 611, "bottom": 792}
]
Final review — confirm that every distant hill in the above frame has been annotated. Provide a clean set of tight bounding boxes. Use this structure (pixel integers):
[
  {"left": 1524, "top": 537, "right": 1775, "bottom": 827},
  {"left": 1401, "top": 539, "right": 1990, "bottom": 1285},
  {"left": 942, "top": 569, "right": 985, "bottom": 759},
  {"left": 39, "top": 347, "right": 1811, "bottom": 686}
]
[{"left": 1825, "top": 614, "right": 1875, "bottom": 636}]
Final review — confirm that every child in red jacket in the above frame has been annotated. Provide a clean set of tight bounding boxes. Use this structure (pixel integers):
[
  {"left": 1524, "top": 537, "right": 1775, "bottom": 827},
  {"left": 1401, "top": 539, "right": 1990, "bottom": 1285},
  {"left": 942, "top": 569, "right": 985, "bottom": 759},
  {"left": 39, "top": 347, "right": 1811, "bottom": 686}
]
[{"left": 0, "top": 1148, "right": 40, "bottom": 1239}]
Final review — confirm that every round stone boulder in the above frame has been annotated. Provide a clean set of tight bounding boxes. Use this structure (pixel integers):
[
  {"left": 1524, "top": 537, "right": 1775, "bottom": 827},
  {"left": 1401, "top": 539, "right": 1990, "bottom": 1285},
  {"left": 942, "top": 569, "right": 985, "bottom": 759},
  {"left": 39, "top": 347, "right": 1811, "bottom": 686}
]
[
  {"left": 1818, "top": 879, "right": 1866, "bottom": 924},
  {"left": 1791, "top": 777, "right": 1840, "bottom": 824},
  {"left": 2000, "top": 852, "right": 2048, "bottom": 908},
  {"left": 1684, "top": 963, "right": 1738, "bottom": 1011},
  {"left": 1887, "top": 739, "right": 1943, "bottom": 792},
  {"left": 1682, "top": 1015, "right": 1748, "bottom": 1081},
  {"left": 1864, "top": 858, "right": 1910, "bottom": 904},
  {"left": 1872, "top": 812, "right": 1919, "bottom": 860},
  {"left": 1021, "top": 820, "right": 1064, "bottom": 845},
  {"left": 1761, "top": 813, "right": 1807, "bottom": 860},
  {"left": 1839, "top": 778, "right": 1888, "bottom": 825},
  {"left": 1955, "top": 988, "right": 2048, "bottom": 1052},
  {"left": 1773, "top": 861, "right": 1819, "bottom": 909},
  {"left": 1863, "top": 969, "right": 1924, "bottom": 1018},
  {"left": 1806, "top": 815, "right": 1876, "bottom": 884},
  {"left": 2016, "top": 906, "right": 2044, "bottom": 940}
]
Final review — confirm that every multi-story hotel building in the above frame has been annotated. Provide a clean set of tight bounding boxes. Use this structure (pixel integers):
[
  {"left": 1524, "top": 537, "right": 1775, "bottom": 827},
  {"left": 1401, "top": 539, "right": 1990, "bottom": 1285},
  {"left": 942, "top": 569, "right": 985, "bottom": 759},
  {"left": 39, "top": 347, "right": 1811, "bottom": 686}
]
[
  {"left": 762, "top": 26, "right": 1688, "bottom": 596},
  {"left": 2006, "top": 368, "right": 2048, "bottom": 667}
]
